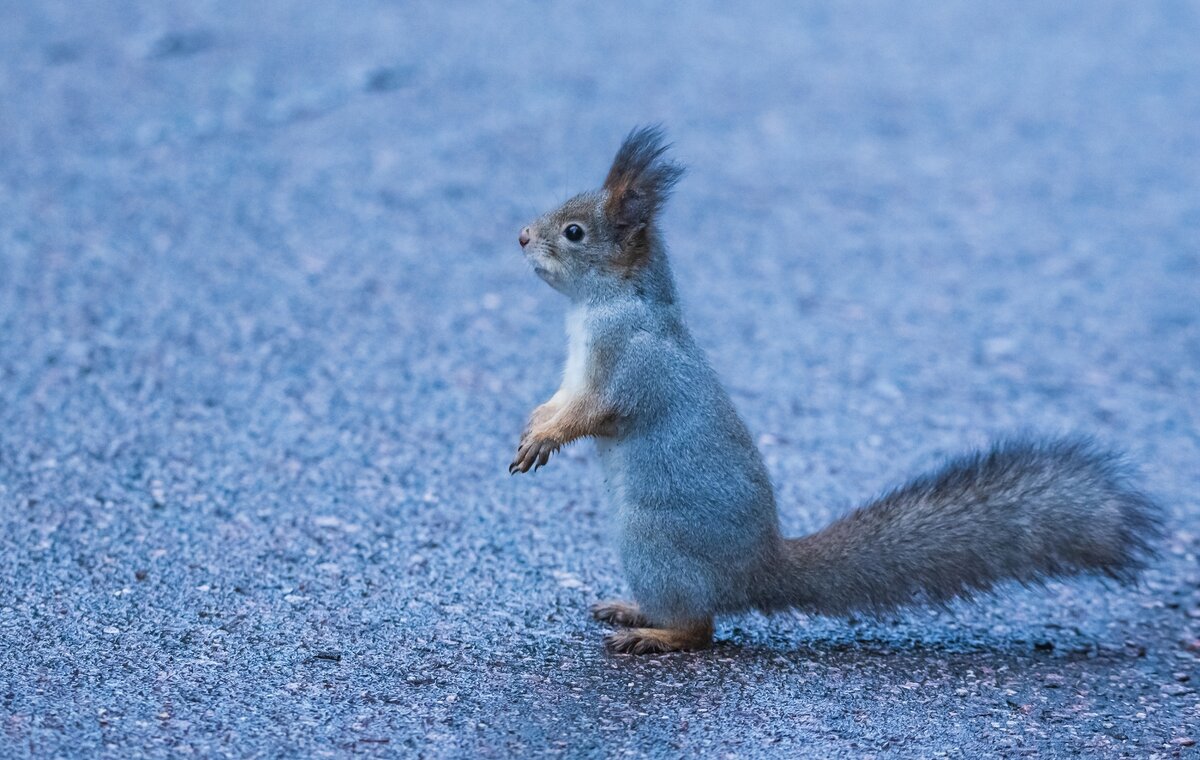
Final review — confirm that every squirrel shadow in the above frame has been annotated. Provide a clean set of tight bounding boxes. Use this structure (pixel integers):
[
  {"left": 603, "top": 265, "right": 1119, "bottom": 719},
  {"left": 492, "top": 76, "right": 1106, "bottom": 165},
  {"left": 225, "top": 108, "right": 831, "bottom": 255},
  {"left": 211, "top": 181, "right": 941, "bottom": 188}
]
[{"left": 672, "top": 626, "right": 1143, "bottom": 673}]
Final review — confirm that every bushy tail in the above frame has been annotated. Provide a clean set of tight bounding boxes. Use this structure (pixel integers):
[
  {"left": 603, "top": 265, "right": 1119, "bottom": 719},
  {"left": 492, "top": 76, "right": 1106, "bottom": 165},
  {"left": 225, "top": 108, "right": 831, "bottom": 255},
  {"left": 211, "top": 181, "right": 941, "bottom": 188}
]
[{"left": 768, "top": 437, "right": 1162, "bottom": 617}]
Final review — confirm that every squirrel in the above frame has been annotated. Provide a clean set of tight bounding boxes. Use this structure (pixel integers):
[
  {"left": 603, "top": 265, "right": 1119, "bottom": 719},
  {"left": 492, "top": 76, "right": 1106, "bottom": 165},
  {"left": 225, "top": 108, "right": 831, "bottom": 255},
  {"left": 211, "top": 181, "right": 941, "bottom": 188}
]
[{"left": 509, "top": 126, "right": 1163, "bottom": 654}]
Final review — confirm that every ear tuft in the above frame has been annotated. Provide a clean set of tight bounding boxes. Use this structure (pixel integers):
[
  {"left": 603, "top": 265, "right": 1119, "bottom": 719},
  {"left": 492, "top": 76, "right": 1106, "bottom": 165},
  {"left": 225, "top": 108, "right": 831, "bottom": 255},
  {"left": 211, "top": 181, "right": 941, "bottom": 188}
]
[{"left": 602, "top": 125, "right": 685, "bottom": 237}]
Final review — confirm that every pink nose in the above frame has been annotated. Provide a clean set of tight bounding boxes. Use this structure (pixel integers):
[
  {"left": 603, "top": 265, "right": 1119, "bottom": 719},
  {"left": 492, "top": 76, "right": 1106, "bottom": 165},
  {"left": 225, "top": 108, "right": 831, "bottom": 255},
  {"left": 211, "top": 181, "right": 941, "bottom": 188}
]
[{"left": 518, "top": 228, "right": 530, "bottom": 248}]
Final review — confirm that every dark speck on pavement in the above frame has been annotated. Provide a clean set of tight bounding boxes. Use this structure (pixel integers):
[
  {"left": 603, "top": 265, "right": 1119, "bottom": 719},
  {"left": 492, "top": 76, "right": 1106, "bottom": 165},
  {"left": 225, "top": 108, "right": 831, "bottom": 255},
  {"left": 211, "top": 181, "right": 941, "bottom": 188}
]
[{"left": 1, "top": 1, "right": 1198, "bottom": 757}]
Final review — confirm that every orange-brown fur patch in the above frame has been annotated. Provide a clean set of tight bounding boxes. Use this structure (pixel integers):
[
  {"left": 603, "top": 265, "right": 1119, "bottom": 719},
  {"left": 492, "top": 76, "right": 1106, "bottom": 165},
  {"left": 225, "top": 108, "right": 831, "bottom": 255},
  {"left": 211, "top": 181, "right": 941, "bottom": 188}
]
[
  {"left": 510, "top": 392, "right": 616, "bottom": 473},
  {"left": 610, "top": 224, "right": 651, "bottom": 273},
  {"left": 604, "top": 619, "right": 715, "bottom": 654}
]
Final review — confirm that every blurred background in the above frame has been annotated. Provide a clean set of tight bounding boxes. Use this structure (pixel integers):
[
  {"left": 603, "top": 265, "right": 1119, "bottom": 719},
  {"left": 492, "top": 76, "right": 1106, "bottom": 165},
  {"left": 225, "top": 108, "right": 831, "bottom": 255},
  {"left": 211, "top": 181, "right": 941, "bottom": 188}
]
[{"left": 1, "top": 1, "right": 1197, "bottom": 756}]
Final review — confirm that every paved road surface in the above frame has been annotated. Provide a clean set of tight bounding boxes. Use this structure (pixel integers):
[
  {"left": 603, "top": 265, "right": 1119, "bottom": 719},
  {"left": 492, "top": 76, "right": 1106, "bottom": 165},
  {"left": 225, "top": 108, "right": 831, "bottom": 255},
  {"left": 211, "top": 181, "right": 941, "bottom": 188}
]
[{"left": 1, "top": 1, "right": 1198, "bottom": 757}]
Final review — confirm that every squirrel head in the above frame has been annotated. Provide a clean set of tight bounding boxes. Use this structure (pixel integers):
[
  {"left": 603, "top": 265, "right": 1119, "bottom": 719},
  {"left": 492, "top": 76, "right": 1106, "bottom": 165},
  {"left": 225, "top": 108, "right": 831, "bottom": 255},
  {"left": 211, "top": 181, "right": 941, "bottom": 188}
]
[{"left": 519, "top": 125, "right": 684, "bottom": 301}]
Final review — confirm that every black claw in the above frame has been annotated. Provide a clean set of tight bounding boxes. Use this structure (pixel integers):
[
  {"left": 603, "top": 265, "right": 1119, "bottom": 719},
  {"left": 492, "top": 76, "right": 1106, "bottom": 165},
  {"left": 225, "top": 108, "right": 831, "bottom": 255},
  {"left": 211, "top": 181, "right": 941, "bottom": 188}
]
[{"left": 511, "top": 438, "right": 557, "bottom": 476}]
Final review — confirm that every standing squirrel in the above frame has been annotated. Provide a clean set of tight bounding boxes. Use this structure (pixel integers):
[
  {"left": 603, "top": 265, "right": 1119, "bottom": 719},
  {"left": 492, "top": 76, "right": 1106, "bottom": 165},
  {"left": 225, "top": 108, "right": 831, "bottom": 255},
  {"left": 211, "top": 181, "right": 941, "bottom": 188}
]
[{"left": 509, "top": 126, "right": 1163, "bottom": 654}]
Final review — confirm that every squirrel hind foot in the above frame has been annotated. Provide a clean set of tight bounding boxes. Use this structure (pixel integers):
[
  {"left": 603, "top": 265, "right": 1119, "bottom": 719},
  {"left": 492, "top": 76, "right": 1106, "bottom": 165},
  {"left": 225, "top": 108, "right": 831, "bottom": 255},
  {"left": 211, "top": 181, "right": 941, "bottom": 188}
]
[
  {"left": 590, "top": 600, "right": 651, "bottom": 628},
  {"left": 604, "top": 620, "right": 713, "bottom": 654}
]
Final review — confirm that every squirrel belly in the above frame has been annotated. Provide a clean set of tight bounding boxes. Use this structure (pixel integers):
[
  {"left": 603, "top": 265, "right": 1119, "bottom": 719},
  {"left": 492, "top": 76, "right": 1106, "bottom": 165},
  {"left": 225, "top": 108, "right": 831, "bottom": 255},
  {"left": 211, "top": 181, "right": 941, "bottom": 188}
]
[{"left": 593, "top": 332, "right": 784, "bottom": 627}]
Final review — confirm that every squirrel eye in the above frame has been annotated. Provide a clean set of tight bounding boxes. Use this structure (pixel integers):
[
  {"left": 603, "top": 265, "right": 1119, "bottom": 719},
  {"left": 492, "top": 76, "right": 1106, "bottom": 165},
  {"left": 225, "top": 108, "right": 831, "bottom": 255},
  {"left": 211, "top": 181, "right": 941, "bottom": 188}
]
[{"left": 563, "top": 224, "right": 585, "bottom": 242}]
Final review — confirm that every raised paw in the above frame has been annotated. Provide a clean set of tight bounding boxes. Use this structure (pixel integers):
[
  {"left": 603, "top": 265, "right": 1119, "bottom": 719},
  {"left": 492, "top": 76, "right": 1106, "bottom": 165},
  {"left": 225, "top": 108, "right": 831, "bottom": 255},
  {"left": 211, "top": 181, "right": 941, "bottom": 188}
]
[
  {"left": 604, "top": 622, "right": 714, "bottom": 655},
  {"left": 509, "top": 437, "right": 559, "bottom": 474},
  {"left": 523, "top": 401, "right": 560, "bottom": 438},
  {"left": 590, "top": 600, "right": 651, "bottom": 628}
]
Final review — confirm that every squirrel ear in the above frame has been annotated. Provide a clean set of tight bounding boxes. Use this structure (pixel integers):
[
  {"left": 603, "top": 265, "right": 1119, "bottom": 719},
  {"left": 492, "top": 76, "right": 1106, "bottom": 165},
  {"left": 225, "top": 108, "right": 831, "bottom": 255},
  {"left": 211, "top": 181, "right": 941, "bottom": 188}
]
[{"left": 603, "top": 125, "right": 685, "bottom": 239}]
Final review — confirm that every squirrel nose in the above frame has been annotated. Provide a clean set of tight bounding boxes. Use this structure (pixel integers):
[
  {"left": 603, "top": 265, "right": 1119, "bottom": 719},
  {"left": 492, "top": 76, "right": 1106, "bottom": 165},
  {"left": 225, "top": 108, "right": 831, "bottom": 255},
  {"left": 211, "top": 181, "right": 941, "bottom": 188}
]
[{"left": 519, "top": 228, "right": 531, "bottom": 248}]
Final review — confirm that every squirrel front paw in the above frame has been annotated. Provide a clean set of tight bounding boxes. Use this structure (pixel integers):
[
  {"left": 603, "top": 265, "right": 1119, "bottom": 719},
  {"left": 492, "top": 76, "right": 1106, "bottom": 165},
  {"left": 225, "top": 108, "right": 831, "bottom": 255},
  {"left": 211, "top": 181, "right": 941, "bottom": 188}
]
[
  {"left": 509, "top": 436, "right": 560, "bottom": 474},
  {"left": 522, "top": 401, "right": 559, "bottom": 438}
]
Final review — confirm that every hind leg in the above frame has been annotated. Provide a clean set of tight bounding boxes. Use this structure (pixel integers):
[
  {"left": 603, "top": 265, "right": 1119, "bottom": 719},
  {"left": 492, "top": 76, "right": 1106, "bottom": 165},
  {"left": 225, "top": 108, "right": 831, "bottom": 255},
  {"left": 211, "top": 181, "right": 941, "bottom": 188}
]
[
  {"left": 590, "top": 600, "right": 652, "bottom": 628},
  {"left": 604, "top": 618, "right": 714, "bottom": 654}
]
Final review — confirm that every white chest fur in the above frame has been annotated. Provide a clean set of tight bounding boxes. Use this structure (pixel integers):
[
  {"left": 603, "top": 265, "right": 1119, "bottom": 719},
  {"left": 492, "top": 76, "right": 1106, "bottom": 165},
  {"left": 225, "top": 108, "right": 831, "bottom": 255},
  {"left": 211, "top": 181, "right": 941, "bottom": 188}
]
[{"left": 562, "top": 306, "right": 590, "bottom": 394}]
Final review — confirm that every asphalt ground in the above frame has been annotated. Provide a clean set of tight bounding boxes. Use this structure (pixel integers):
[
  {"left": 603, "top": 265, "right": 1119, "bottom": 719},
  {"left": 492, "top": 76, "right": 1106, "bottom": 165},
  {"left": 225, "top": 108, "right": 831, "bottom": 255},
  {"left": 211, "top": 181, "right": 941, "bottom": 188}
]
[{"left": 1, "top": 1, "right": 1198, "bottom": 757}]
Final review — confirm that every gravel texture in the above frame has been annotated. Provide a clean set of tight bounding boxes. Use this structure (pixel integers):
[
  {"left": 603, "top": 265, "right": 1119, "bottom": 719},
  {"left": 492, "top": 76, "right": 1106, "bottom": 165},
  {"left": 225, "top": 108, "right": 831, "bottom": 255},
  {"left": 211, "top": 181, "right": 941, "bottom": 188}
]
[{"left": 1, "top": 1, "right": 1198, "bottom": 757}]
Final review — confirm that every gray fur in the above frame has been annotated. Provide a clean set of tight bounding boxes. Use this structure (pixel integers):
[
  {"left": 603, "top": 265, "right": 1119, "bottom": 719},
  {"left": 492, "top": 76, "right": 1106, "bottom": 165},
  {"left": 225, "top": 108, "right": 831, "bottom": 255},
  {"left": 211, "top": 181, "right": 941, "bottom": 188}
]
[
  {"left": 765, "top": 437, "right": 1163, "bottom": 618},
  {"left": 518, "top": 127, "right": 1163, "bottom": 629}
]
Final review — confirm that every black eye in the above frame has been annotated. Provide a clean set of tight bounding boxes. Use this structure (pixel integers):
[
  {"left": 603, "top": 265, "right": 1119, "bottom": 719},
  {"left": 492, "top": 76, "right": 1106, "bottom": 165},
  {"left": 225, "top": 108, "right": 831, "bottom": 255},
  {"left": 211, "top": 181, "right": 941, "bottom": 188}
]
[{"left": 563, "top": 224, "right": 585, "bottom": 242}]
